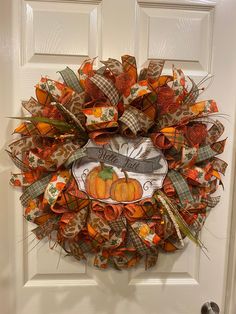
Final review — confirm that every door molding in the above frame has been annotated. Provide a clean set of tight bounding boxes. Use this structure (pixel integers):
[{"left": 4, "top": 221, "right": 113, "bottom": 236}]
[{"left": 225, "top": 132, "right": 236, "bottom": 314}]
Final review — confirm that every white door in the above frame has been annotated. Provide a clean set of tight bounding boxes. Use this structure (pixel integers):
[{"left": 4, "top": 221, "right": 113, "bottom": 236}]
[{"left": 1, "top": 0, "right": 236, "bottom": 313}]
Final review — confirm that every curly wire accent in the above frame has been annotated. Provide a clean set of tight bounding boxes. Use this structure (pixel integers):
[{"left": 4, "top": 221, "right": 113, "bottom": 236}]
[
  {"left": 81, "top": 168, "right": 89, "bottom": 184},
  {"left": 143, "top": 179, "right": 157, "bottom": 191}
]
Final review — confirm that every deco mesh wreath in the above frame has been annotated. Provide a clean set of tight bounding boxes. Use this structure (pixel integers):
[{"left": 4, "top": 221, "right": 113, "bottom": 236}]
[{"left": 8, "top": 56, "right": 227, "bottom": 269}]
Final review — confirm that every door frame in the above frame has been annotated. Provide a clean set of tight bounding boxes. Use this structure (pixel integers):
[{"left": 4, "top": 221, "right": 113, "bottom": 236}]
[
  {"left": 0, "top": 0, "right": 16, "bottom": 314},
  {"left": 1, "top": 0, "right": 236, "bottom": 313},
  {"left": 225, "top": 154, "right": 236, "bottom": 314}
]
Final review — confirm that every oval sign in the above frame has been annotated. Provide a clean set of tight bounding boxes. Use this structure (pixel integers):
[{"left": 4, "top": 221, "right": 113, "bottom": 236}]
[{"left": 72, "top": 136, "right": 168, "bottom": 204}]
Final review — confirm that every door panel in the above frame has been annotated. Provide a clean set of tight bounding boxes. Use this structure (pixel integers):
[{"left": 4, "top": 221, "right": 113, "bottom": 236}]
[
  {"left": 1, "top": 0, "right": 236, "bottom": 313},
  {"left": 136, "top": 2, "right": 213, "bottom": 74}
]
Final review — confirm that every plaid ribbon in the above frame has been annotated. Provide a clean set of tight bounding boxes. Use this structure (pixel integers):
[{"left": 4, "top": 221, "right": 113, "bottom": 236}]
[
  {"left": 168, "top": 170, "right": 194, "bottom": 205},
  {"left": 196, "top": 145, "right": 216, "bottom": 163},
  {"left": 57, "top": 191, "right": 84, "bottom": 212},
  {"left": 78, "top": 239, "right": 93, "bottom": 253},
  {"left": 142, "top": 92, "right": 158, "bottom": 120},
  {"left": 121, "top": 55, "right": 138, "bottom": 82},
  {"left": 96, "top": 66, "right": 106, "bottom": 75},
  {"left": 196, "top": 140, "right": 226, "bottom": 163},
  {"left": 90, "top": 74, "right": 120, "bottom": 105},
  {"left": 127, "top": 225, "right": 152, "bottom": 255},
  {"left": 108, "top": 217, "right": 126, "bottom": 233},
  {"left": 58, "top": 67, "right": 83, "bottom": 94},
  {"left": 14, "top": 123, "right": 39, "bottom": 137},
  {"left": 119, "top": 106, "right": 154, "bottom": 135},
  {"left": 15, "top": 121, "right": 55, "bottom": 137},
  {"left": 206, "top": 196, "right": 221, "bottom": 208},
  {"left": 161, "top": 127, "right": 186, "bottom": 151},
  {"left": 119, "top": 108, "right": 140, "bottom": 135},
  {"left": 64, "top": 147, "right": 86, "bottom": 168},
  {"left": 20, "top": 174, "right": 52, "bottom": 207}
]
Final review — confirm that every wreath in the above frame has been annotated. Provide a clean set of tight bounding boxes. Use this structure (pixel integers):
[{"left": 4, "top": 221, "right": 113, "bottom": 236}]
[{"left": 8, "top": 56, "right": 227, "bottom": 270}]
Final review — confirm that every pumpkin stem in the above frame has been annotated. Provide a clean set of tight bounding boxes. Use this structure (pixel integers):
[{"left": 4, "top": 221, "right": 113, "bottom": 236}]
[
  {"left": 100, "top": 162, "right": 104, "bottom": 170},
  {"left": 123, "top": 170, "right": 129, "bottom": 183}
]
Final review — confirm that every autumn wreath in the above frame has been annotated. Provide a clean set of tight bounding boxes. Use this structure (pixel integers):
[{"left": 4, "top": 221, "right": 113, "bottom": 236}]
[{"left": 8, "top": 56, "right": 227, "bottom": 269}]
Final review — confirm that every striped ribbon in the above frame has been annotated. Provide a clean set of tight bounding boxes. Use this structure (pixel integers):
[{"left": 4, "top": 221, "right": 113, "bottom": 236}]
[
  {"left": 168, "top": 170, "right": 194, "bottom": 205},
  {"left": 58, "top": 67, "right": 83, "bottom": 93},
  {"left": 20, "top": 174, "right": 53, "bottom": 207}
]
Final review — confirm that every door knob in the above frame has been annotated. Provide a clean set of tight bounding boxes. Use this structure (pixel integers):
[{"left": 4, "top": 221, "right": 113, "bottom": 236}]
[{"left": 201, "top": 302, "right": 220, "bottom": 314}]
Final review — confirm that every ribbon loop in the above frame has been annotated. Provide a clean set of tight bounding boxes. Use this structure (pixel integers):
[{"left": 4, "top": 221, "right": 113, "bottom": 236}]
[
  {"left": 90, "top": 74, "right": 120, "bottom": 105},
  {"left": 58, "top": 67, "right": 83, "bottom": 94},
  {"left": 119, "top": 106, "right": 154, "bottom": 136},
  {"left": 168, "top": 170, "right": 194, "bottom": 205}
]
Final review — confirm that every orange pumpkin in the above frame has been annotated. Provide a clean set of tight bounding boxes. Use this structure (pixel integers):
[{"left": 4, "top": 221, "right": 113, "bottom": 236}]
[
  {"left": 110, "top": 174, "right": 143, "bottom": 202},
  {"left": 85, "top": 165, "right": 118, "bottom": 199}
]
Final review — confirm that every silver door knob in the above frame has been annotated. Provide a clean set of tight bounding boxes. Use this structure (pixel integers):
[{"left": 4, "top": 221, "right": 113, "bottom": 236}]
[{"left": 201, "top": 302, "right": 220, "bottom": 314}]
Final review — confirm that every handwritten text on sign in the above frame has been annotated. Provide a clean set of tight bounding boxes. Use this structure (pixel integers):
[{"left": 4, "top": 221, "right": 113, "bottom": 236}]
[{"left": 86, "top": 147, "right": 163, "bottom": 174}]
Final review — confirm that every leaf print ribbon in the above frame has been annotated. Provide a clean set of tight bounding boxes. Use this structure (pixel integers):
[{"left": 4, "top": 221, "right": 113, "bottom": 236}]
[
  {"left": 36, "top": 77, "right": 74, "bottom": 105},
  {"left": 61, "top": 206, "right": 88, "bottom": 238},
  {"left": 158, "top": 99, "right": 218, "bottom": 129},
  {"left": 82, "top": 106, "right": 118, "bottom": 131},
  {"left": 123, "top": 81, "right": 152, "bottom": 105},
  {"left": 43, "top": 170, "right": 71, "bottom": 208},
  {"left": 87, "top": 211, "right": 111, "bottom": 241}
]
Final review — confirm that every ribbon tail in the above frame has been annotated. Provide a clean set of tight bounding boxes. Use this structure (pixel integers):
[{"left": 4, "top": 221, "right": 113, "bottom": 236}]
[{"left": 155, "top": 191, "right": 207, "bottom": 251}]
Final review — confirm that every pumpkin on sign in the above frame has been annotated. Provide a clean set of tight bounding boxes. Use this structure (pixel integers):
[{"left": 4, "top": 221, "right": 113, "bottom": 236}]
[{"left": 72, "top": 136, "right": 168, "bottom": 204}]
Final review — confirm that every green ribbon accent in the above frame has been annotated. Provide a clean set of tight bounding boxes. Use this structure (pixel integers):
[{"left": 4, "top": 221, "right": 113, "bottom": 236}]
[
  {"left": 196, "top": 145, "right": 217, "bottom": 163},
  {"left": 196, "top": 139, "right": 226, "bottom": 163},
  {"left": 206, "top": 196, "right": 220, "bottom": 208},
  {"left": 20, "top": 174, "right": 53, "bottom": 207},
  {"left": 58, "top": 67, "right": 83, "bottom": 93},
  {"left": 168, "top": 170, "right": 194, "bottom": 205}
]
